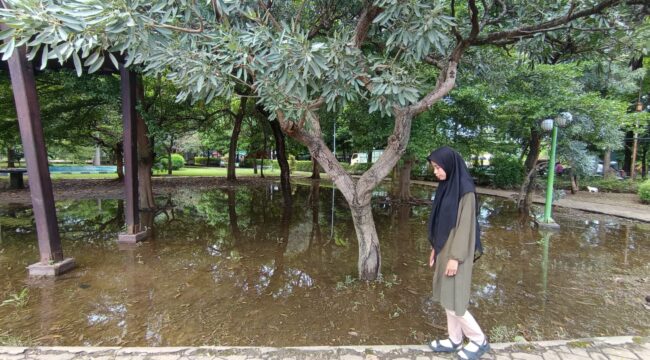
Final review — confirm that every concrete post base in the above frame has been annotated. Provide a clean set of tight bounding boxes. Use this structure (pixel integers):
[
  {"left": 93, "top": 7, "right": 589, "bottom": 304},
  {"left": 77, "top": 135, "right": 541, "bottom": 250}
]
[
  {"left": 118, "top": 228, "right": 150, "bottom": 244},
  {"left": 536, "top": 219, "right": 561, "bottom": 230},
  {"left": 27, "top": 258, "right": 76, "bottom": 276}
]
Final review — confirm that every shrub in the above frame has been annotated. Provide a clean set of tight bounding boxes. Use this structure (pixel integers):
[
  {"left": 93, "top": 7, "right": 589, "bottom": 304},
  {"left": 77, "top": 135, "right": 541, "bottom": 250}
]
[
  {"left": 288, "top": 155, "right": 297, "bottom": 172},
  {"left": 348, "top": 163, "right": 371, "bottom": 175},
  {"left": 160, "top": 153, "right": 185, "bottom": 170},
  {"left": 639, "top": 180, "right": 650, "bottom": 203},
  {"left": 239, "top": 157, "right": 255, "bottom": 168},
  {"left": 295, "top": 160, "right": 316, "bottom": 172},
  {"left": 469, "top": 166, "right": 494, "bottom": 186},
  {"left": 491, "top": 155, "right": 524, "bottom": 189},
  {"left": 194, "top": 156, "right": 208, "bottom": 166}
]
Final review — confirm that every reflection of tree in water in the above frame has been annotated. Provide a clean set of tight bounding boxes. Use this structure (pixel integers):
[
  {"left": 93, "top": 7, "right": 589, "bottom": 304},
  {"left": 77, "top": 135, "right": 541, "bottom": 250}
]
[{"left": 55, "top": 199, "right": 124, "bottom": 243}]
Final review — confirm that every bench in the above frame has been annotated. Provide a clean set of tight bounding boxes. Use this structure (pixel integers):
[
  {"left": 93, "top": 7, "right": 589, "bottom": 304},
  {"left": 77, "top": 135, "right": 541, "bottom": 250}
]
[{"left": 0, "top": 168, "right": 27, "bottom": 189}]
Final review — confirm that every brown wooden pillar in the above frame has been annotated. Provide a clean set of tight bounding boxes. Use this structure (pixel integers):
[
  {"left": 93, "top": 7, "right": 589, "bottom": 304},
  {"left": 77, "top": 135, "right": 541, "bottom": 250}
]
[
  {"left": 4, "top": 45, "right": 75, "bottom": 276},
  {"left": 118, "top": 63, "right": 148, "bottom": 243}
]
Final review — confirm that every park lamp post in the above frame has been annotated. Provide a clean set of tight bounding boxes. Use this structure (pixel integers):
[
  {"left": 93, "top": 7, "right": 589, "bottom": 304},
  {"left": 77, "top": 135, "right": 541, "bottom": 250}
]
[{"left": 539, "top": 112, "right": 573, "bottom": 228}]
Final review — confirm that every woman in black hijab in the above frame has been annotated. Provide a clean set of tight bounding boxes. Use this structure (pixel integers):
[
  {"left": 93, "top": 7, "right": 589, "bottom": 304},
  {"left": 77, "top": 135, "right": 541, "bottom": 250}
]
[{"left": 426, "top": 146, "right": 489, "bottom": 360}]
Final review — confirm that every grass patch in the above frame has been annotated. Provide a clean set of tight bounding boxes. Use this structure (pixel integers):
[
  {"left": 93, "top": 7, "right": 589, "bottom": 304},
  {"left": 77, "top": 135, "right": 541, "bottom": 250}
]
[
  {"left": 0, "top": 331, "right": 25, "bottom": 346},
  {"left": 567, "top": 340, "right": 593, "bottom": 348},
  {"left": 1, "top": 288, "right": 29, "bottom": 308}
]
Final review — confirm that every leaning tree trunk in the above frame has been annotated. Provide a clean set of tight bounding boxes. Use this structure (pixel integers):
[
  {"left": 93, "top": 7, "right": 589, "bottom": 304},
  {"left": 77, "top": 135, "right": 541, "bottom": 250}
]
[
  {"left": 227, "top": 97, "right": 247, "bottom": 181},
  {"left": 310, "top": 158, "right": 320, "bottom": 179},
  {"left": 518, "top": 128, "right": 541, "bottom": 211},
  {"left": 135, "top": 76, "right": 155, "bottom": 210}
]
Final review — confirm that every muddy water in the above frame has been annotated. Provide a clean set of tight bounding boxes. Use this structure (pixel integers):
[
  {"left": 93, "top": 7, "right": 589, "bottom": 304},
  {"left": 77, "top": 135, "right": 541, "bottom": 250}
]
[{"left": 0, "top": 182, "right": 648, "bottom": 346}]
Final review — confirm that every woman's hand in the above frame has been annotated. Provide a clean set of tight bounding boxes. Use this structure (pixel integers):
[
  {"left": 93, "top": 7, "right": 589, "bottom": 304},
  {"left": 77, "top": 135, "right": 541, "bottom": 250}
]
[
  {"left": 445, "top": 259, "right": 459, "bottom": 276},
  {"left": 429, "top": 249, "right": 436, "bottom": 267}
]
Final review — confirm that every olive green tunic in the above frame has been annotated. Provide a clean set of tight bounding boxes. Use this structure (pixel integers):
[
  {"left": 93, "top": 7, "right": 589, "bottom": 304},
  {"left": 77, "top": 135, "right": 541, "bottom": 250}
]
[{"left": 431, "top": 192, "right": 477, "bottom": 316}]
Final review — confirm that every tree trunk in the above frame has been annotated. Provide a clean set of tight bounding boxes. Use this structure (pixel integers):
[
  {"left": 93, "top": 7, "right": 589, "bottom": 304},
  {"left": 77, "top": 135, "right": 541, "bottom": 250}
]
[
  {"left": 518, "top": 128, "right": 541, "bottom": 211},
  {"left": 253, "top": 158, "right": 258, "bottom": 174},
  {"left": 569, "top": 167, "right": 579, "bottom": 194},
  {"left": 166, "top": 142, "right": 173, "bottom": 175},
  {"left": 623, "top": 130, "right": 633, "bottom": 176},
  {"left": 310, "top": 158, "right": 320, "bottom": 179},
  {"left": 114, "top": 143, "right": 124, "bottom": 181},
  {"left": 351, "top": 202, "right": 381, "bottom": 280},
  {"left": 227, "top": 97, "right": 247, "bottom": 181},
  {"left": 270, "top": 119, "right": 291, "bottom": 197},
  {"left": 280, "top": 109, "right": 414, "bottom": 281},
  {"left": 135, "top": 76, "right": 155, "bottom": 210},
  {"left": 396, "top": 158, "right": 413, "bottom": 202},
  {"left": 603, "top": 147, "right": 613, "bottom": 179},
  {"left": 642, "top": 143, "right": 648, "bottom": 179},
  {"left": 6, "top": 147, "right": 15, "bottom": 168}
]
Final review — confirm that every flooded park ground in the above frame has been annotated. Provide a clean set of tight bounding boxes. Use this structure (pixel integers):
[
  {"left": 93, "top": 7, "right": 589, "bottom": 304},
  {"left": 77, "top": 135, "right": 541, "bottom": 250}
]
[{"left": 0, "top": 178, "right": 648, "bottom": 347}]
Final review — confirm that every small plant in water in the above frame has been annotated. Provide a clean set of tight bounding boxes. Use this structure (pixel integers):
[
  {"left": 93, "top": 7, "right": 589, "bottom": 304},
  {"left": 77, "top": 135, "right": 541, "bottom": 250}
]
[
  {"left": 0, "top": 331, "right": 25, "bottom": 346},
  {"left": 1, "top": 288, "right": 29, "bottom": 308},
  {"left": 380, "top": 274, "right": 401, "bottom": 288},
  {"left": 488, "top": 325, "right": 518, "bottom": 343},
  {"left": 335, "top": 275, "right": 356, "bottom": 291},
  {"left": 388, "top": 305, "right": 405, "bottom": 319}
]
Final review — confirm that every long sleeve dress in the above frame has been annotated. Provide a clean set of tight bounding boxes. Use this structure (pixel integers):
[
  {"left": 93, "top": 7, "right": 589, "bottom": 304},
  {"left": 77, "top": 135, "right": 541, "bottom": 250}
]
[{"left": 431, "top": 192, "right": 477, "bottom": 316}]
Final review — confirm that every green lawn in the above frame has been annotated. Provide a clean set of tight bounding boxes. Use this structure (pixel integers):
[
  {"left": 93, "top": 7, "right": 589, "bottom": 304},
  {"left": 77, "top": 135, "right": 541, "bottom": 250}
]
[{"left": 0, "top": 167, "right": 315, "bottom": 182}]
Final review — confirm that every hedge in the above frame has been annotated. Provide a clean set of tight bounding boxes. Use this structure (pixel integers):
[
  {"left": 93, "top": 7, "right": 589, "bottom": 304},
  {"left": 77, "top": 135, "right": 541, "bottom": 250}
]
[
  {"left": 639, "top": 180, "right": 650, "bottom": 203},
  {"left": 194, "top": 156, "right": 221, "bottom": 166},
  {"left": 491, "top": 155, "right": 524, "bottom": 189}
]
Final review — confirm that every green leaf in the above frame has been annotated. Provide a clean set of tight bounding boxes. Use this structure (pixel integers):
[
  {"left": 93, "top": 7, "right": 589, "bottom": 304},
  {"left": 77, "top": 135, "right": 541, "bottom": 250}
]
[
  {"left": 72, "top": 50, "right": 83, "bottom": 76},
  {"left": 0, "top": 28, "right": 15, "bottom": 41},
  {"left": 88, "top": 55, "right": 104, "bottom": 73},
  {"left": 0, "top": 37, "right": 15, "bottom": 61},
  {"left": 40, "top": 45, "right": 49, "bottom": 70},
  {"left": 108, "top": 52, "right": 119, "bottom": 69}
]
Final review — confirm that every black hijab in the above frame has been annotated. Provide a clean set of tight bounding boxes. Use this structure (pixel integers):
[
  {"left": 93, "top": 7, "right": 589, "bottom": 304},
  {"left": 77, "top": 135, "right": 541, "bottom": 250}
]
[{"left": 427, "top": 146, "right": 483, "bottom": 260}]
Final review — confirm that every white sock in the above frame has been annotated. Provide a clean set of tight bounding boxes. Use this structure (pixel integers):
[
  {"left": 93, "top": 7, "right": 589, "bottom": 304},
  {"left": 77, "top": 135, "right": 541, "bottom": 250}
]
[{"left": 433, "top": 338, "right": 459, "bottom": 347}]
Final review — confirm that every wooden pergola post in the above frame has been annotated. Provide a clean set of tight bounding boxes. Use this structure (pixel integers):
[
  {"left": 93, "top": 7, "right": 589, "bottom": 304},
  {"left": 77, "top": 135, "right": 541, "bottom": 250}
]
[
  {"left": 5, "top": 45, "right": 75, "bottom": 276},
  {"left": 117, "top": 63, "right": 149, "bottom": 243}
]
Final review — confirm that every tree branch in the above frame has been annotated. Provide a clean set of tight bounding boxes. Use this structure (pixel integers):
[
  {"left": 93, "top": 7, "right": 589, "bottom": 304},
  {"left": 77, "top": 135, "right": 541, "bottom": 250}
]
[
  {"left": 258, "top": 0, "right": 282, "bottom": 32},
  {"left": 408, "top": 42, "right": 468, "bottom": 116},
  {"left": 472, "top": 0, "right": 623, "bottom": 45},
  {"left": 353, "top": 4, "right": 383, "bottom": 48}
]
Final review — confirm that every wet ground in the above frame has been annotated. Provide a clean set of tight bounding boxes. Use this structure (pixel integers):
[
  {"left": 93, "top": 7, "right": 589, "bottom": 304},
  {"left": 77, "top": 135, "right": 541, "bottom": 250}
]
[{"left": 0, "top": 180, "right": 648, "bottom": 347}]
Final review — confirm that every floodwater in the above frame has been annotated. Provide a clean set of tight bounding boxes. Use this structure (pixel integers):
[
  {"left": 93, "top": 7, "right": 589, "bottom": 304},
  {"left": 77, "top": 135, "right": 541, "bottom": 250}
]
[{"left": 0, "top": 181, "right": 648, "bottom": 346}]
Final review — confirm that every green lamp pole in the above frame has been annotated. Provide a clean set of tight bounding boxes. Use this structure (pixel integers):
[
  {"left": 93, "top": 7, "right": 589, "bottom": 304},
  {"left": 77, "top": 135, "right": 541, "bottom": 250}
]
[
  {"left": 540, "top": 112, "right": 572, "bottom": 227},
  {"left": 542, "top": 122, "right": 558, "bottom": 223}
]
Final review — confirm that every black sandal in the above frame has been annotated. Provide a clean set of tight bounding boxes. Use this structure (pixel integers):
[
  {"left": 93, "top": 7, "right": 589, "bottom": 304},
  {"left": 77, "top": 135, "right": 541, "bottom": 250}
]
[
  {"left": 457, "top": 339, "right": 490, "bottom": 359},
  {"left": 428, "top": 338, "right": 462, "bottom": 352}
]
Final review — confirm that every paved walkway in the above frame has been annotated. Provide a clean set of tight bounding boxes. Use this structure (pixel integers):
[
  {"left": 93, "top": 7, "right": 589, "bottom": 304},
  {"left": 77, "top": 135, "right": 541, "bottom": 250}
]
[
  {"left": 0, "top": 336, "right": 647, "bottom": 360},
  {"left": 410, "top": 180, "right": 650, "bottom": 223}
]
